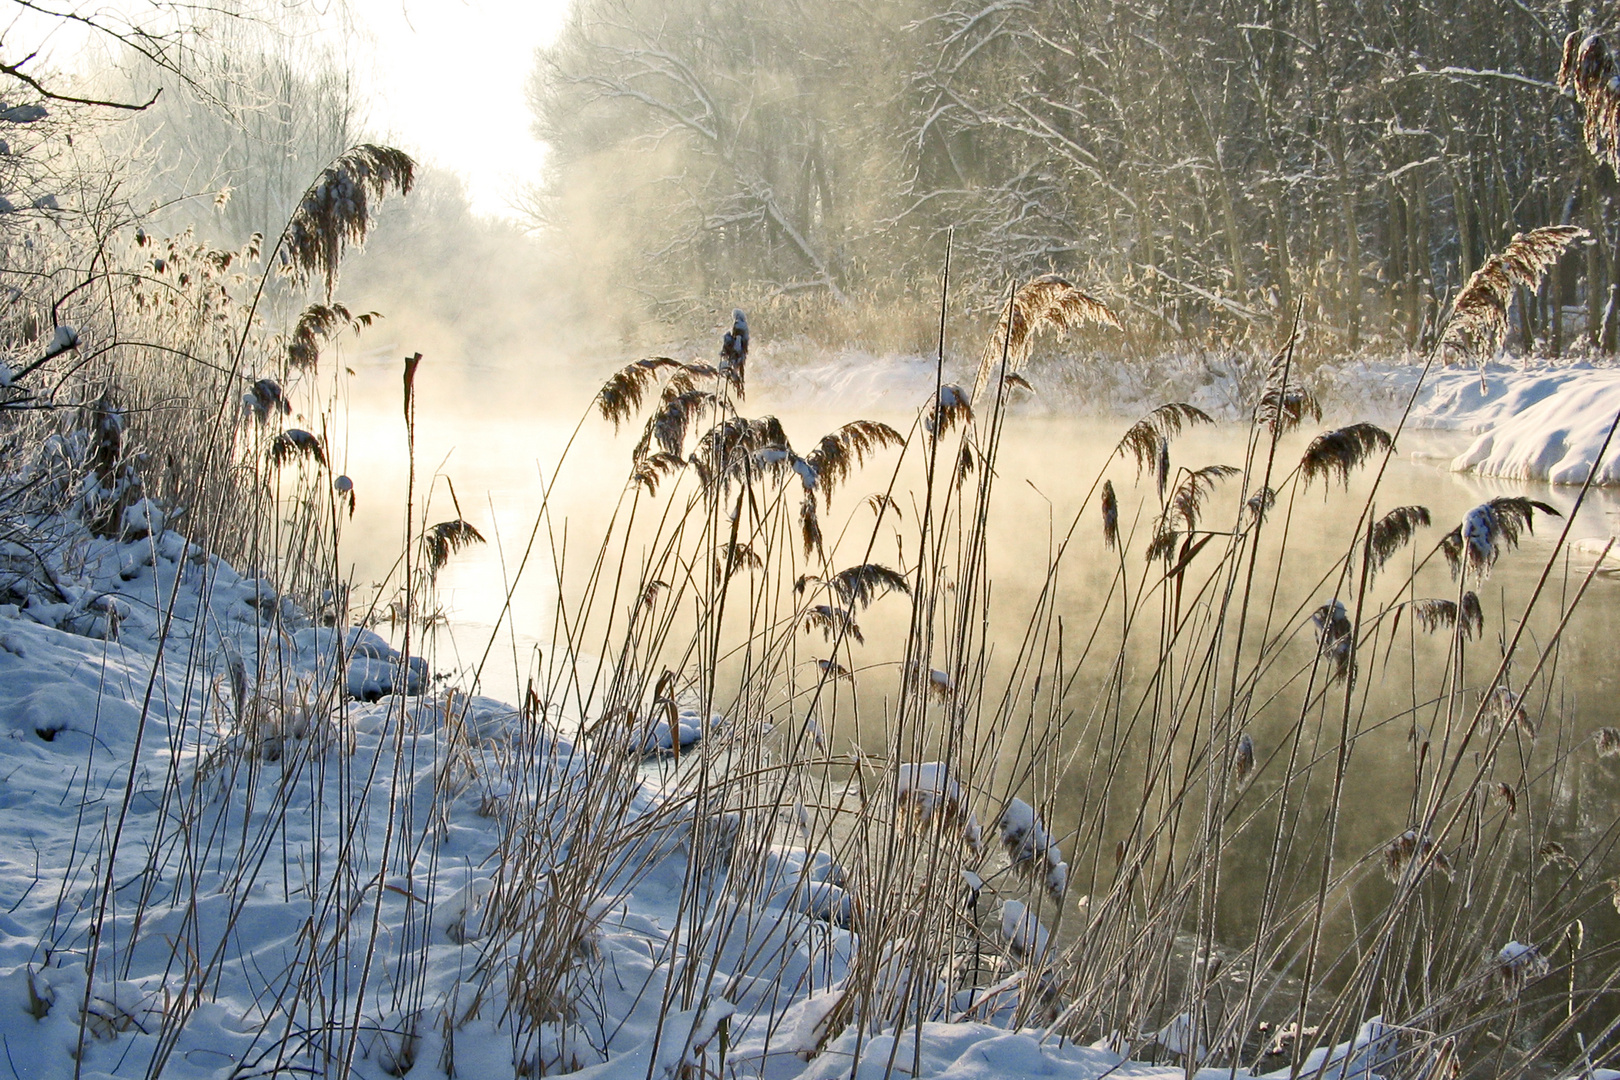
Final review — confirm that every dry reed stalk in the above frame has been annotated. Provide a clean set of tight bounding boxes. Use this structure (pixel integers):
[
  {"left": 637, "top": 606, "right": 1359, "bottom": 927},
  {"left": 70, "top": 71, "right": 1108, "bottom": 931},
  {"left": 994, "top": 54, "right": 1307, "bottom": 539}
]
[
  {"left": 1364, "top": 505, "right": 1430, "bottom": 576},
  {"left": 423, "top": 519, "right": 485, "bottom": 575},
  {"left": 803, "top": 421, "right": 904, "bottom": 506},
  {"left": 280, "top": 144, "right": 416, "bottom": 295},
  {"left": 973, "top": 275, "right": 1121, "bottom": 401},
  {"left": 1408, "top": 593, "right": 1484, "bottom": 640},
  {"left": 1299, "top": 423, "right": 1392, "bottom": 489},
  {"left": 1439, "top": 226, "right": 1587, "bottom": 361},
  {"left": 1439, "top": 497, "right": 1560, "bottom": 580},
  {"left": 286, "top": 302, "right": 378, "bottom": 370},
  {"left": 1560, "top": 33, "right": 1620, "bottom": 172},
  {"left": 268, "top": 428, "right": 326, "bottom": 469}
]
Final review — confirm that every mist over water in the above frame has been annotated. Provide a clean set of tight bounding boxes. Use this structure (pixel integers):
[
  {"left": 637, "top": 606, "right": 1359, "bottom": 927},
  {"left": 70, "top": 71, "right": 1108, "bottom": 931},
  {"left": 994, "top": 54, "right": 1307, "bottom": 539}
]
[{"left": 334, "top": 353, "right": 1620, "bottom": 977}]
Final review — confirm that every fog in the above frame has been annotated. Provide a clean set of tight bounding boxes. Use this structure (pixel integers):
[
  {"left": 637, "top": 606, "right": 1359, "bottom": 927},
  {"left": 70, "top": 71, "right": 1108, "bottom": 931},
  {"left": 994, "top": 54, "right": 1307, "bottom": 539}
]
[{"left": 5, "top": 2, "right": 1620, "bottom": 1073}]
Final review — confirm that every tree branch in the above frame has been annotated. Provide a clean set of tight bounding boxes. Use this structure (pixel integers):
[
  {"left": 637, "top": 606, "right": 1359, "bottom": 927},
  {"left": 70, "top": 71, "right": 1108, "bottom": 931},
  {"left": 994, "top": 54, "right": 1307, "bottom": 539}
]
[{"left": 0, "top": 60, "right": 162, "bottom": 110}]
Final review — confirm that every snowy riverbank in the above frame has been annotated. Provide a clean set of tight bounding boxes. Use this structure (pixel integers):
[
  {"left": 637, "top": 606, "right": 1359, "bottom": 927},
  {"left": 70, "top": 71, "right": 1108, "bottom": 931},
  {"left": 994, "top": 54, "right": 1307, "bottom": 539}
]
[{"left": 756, "top": 345, "right": 1620, "bottom": 489}]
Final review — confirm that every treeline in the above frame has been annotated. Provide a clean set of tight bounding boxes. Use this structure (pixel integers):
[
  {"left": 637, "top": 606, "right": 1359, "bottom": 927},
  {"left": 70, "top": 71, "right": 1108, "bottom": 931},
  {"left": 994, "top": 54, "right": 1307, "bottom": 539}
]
[{"left": 530, "top": 0, "right": 1620, "bottom": 353}]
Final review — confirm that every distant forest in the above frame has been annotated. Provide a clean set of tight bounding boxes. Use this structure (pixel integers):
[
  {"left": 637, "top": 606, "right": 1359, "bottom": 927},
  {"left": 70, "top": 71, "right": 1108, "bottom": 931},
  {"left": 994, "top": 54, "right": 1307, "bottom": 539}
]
[{"left": 530, "top": 0, "right": 1620, "bottom": 353}]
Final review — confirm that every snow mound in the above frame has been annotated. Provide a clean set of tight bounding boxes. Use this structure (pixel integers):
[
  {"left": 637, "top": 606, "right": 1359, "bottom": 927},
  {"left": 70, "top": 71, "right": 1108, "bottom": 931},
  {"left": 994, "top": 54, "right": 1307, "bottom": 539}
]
[{"left": 1449, "top": 370, "right": 1620, "bottom": 484}]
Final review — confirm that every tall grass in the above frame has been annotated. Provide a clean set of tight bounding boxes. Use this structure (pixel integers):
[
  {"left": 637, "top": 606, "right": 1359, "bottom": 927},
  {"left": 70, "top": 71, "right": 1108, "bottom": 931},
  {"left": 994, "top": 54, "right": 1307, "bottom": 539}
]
[{"left": 2, "top": 114, "right": 1617, "bottom": 1080}]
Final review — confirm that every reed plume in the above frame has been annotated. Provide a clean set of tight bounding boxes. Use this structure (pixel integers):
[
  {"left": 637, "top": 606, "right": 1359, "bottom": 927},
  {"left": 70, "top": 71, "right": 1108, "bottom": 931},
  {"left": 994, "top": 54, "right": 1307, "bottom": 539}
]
[
  {"left": 814, "top": 657, "right": 851, "bottom": 681},
  {"left": 1147, "top": 464, "right": 1237, "bottom": 563},
  {"left": 1166, "top": 464, "right": 1239, "bottom": 531},
  {"left": 631, "top": 452, "right": 686, "bottom": 495},
  {"left": 1311, "top": 599, "right": 1354, "bottom": 682},
  {"left": 692, "top": 415, "right": 790, "bottom": 489},
  {"left": 280, "top": 144, "right": 416, "bottom": 295},
  {"left": 1440, "top": 226, "right": 1587, "bottom": 361},
  {"left": 1116, "top": 402, "right": 1212, "bottom": 477},
  {"left": 800, "top": 496, "right": 823, "bottom": 558},
  {"left": 1300, "top": 423, "right": 1393, "bottom": 488},
  {"left": 1100, "top": 480, "right": 1119, "bottom": 550},
  {"left": 895, "top": 763, "right": 983, "bottom": 855},
  {"left": 719, "top": 308, "right": 748, "bottom": 396},
  {"left": 1256, "top": 384, "right": 1321, "bottom": 436},
  {"left": 1494, "top": 942, "right": 1550, "bottom": 1001},
  {"left": 997, "top": 799, "right": 1068, "bottom": 903},
  {"left": 1383, "top": 829, "right": 1453, "bottom": 883},
  {"left": 1232, "top": 733, "right": 1256, "bottom": 788},
  {"left": 865, "top": 493, "right": 901, "bottom": 520},
  {"left": 1560, "top": 33, "right": 1620, "bottom": 171},
  {"left": 243, "top": 377, "right": 290, "bottom": 422},
  {"left": 716, "top": 541, "right": 762, "bottom": 581},
  {"left": 927, "top": 384, "right": 973, "bottom": 437},
  {"left": 1596, "top": 727, "right": 1620, "bottom": 758},
  {"left": 637, "top": 389, "right": 728, "bottom": 460},
  {"left": 269, "top": 429, "right": 325, "bottom": 469},
  {"left": 662, "top": 362, "right": 721, "bottom": 398},
  {"left": 973, "top": 274, "right": 1121, "bottom": 401},
  {"left": 424, "top": 519, "right": 486, "bottom": 574},
  {"left": 287, "top": 302, "right": 378, "bottom": 370},
  {"left": 1539, "top": 840, "right": 1576, "bottom": 872},
  {"left": 334, "top": 474, "right": 355, "bottom": 516},
  {"left": 597, "top": 357, "right": 685, "bottom": 429},
  {"left": 804, "top": 421, "right": 904, "bottom": 506},
  {"left": 954, "top": 442, "right": 976, "bottom": 489},
  {"left": 1246, "top": 486, "right": 1276, "bottom": 525},
  {"left": 1492, "top": 783, "right": 1517, "bottom": 816},
  {"left": 1145, "top": 526, "right": 1181, "bottom": 564},
  {"left": 803, "top": 604, "right": 863, "bottom": 645},
  {"left": 1440, "top": 497, "right": 1560, "bottom": 580},
  {"left": 1366, "top": 505, "right": 1431, "bottom": 576},
  {"left": 814, "top": 562, "right": 911, "bottom": 608},
  {"left": 1408, "top": 593, "right": 1484, "bottom": 640},
  {"left": 1485, "top": 686, "right": 1535, "bottom": 739}
]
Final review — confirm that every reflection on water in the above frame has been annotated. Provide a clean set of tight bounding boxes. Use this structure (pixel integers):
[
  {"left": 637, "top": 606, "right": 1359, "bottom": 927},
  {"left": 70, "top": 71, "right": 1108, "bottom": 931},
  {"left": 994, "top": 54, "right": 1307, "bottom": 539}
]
[{"left": 334, "top": 360, "right": 1620, "bottom": 989}]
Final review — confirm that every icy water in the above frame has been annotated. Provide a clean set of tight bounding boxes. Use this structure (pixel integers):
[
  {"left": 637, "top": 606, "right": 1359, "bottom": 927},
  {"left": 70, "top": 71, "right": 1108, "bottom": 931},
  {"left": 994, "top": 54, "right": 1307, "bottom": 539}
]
[{"left": 334, "top": 354, "right": 1620, "bottom": 982}]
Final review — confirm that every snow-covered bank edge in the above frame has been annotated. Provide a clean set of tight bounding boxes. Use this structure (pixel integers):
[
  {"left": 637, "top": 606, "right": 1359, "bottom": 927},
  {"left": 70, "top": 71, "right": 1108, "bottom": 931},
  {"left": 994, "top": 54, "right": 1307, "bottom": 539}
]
[{"left": 753, "top": 344, "right": 1620, "bottom": 491}]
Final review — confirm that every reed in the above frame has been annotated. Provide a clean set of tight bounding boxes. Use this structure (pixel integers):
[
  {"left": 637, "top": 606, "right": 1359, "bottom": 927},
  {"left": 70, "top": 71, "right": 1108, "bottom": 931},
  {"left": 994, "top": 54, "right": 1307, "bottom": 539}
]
[{"left": 3, "top": 131, "right": 1618, "bottom": 1080}]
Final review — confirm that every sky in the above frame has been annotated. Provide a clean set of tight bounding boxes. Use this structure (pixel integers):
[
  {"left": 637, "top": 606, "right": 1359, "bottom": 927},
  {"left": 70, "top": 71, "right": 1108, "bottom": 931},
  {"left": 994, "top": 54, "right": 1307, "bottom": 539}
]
[
  {"left": 336, "top": 0, "right": 574, "bottom": 219},
  {"left": 4, "top": 0, "right": 575, "bottom": 220}
]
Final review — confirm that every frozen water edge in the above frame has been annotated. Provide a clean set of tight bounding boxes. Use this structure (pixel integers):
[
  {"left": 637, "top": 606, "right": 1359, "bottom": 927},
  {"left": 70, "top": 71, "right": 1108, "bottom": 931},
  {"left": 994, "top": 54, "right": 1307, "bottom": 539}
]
[{"left": 0, "top": 510, "right": 1412, "bottom": 1079}]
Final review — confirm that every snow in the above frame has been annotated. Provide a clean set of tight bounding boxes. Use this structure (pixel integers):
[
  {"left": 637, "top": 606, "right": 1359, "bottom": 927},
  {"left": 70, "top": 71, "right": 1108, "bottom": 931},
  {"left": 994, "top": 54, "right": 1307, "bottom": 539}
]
[
  {"left": 1369, "top": 359, "right": 1620, "bottom": 485},
  {"left": 996, "top": 900, "right": 1050, "bottom": 962},
  {"left": 896, "top": 761, "right": 984, "bottom": 852},
  {"left": 0, "top": 509, "right": 1428, "bottom": 1080},
  {"left": 751, "top": 345, "right": 1620, "bottom": 492},
  {"left": 998, "top": 799, "right": 1069, "bottom": 901}
]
